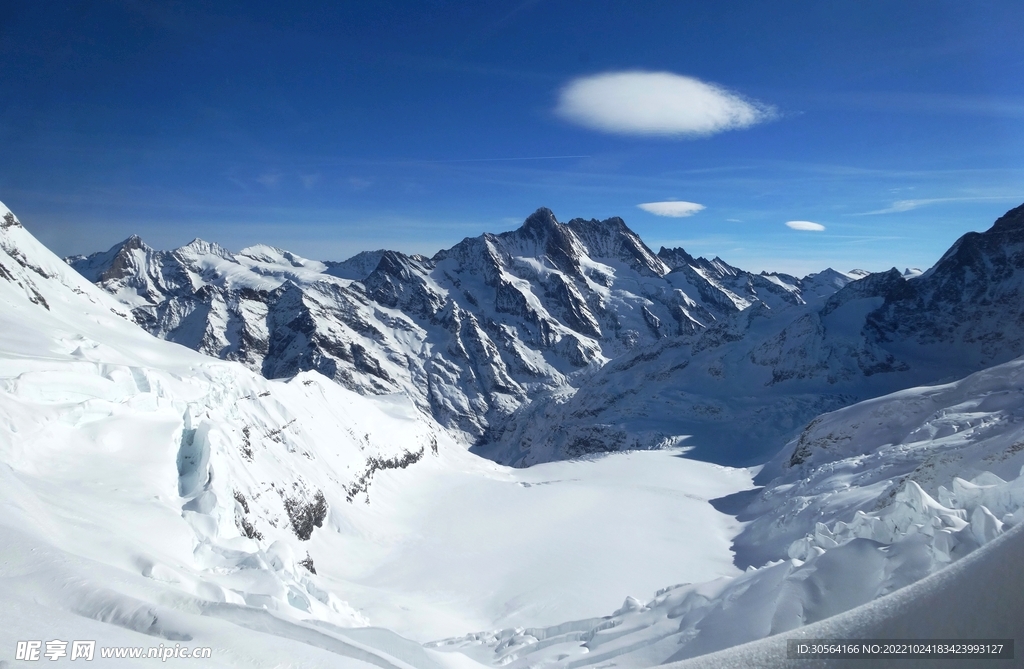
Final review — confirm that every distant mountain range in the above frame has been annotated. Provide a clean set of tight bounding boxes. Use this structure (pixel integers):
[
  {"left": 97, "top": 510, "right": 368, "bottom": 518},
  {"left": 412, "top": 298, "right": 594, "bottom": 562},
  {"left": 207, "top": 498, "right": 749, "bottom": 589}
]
[{"left": 68, "top": 204, "right": 1024, "bottom": 466}]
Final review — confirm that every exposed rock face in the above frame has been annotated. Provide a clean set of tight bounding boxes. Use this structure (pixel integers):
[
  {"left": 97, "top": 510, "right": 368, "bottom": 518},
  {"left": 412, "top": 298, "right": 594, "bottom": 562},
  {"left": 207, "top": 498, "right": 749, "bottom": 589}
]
[{"left": 865, "top": 203, "right": 1024, "bottom": 367}]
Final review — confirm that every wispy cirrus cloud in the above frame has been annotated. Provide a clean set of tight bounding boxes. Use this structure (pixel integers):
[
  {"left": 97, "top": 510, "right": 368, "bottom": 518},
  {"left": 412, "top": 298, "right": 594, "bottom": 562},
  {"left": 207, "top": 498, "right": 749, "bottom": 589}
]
[
  {"left": 858, "top": 198, "right": 945, "bottom": 215},
  {"left": 786, "top": 220, "right": 826, "bottom": 231},
  {"left": 637, "top": 201, "right": 705, "bottom": 217},
  {"left": 555, "top": 71, "right": 776, "bottom": 137},
  {"left": 857, "top": 195, "right": 1024, "bottom": 215}
]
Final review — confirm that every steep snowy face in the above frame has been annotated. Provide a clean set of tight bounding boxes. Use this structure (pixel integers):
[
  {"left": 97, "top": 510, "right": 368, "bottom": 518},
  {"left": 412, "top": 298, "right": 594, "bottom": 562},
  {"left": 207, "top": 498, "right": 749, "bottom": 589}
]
[
  {"left": 69, "top": 208, "right": 848, "bottom": 447},
  {"left": 487, "top": 203, "right": 1024, "bottom": 466}
]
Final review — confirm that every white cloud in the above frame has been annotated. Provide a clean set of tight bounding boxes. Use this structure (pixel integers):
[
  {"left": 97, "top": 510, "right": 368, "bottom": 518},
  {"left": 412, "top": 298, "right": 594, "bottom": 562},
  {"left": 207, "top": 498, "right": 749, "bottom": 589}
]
[
  {"left": 638, "top": 201, "right": 705, "bottom": 217},
  {"left": 786, "top": 220, "right": 826, "bottom": 231},
  {"left": 556, "top": 71, "right": 776, "bottom": 137}
]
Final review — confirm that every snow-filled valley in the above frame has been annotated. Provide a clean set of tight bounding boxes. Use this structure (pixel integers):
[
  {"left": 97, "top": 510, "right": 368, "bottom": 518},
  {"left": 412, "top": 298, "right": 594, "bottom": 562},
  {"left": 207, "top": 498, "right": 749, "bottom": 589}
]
[{"left": 3, "top": 199, "right": 1024, "bottom": 667}]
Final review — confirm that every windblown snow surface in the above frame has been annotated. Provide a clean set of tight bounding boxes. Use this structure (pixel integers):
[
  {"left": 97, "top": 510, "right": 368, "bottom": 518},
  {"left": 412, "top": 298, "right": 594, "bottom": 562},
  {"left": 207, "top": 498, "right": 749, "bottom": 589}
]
[{"left": 2, "top": 200, "right": 1023, "bottom": 667}]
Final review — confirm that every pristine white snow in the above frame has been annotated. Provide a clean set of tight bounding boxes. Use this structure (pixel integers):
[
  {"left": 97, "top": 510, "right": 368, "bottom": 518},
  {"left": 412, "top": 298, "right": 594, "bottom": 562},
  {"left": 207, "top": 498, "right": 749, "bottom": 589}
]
[
  {"left": 311, "top": 450, "right": 751, "bottom": 641},
  {"left": 665, "top": 520, "right": 1024, "bottom": 669}
]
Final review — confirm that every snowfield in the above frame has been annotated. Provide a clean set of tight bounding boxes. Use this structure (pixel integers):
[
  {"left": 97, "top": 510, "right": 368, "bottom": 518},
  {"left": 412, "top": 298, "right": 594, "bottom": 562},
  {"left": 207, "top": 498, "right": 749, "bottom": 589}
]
[{"left": 3, "top": 199, "right": 1024, "bottom": 668}]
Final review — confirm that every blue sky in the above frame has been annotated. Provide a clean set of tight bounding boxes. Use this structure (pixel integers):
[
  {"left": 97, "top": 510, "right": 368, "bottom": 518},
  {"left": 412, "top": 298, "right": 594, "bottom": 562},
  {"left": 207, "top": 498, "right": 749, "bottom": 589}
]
[{"left": 2, "top": 1, "right": 1023, "bottom": 274}]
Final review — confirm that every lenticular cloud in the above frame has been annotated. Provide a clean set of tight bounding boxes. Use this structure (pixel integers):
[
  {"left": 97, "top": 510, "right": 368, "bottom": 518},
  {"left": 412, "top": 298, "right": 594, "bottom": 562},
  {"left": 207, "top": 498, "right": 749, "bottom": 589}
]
[
  {"left": 637, "top": 201, "right": 706, "bottom": 217},
  {"left": 556, "top": 71, "right": 775, "bottom": 137},
  {"left": 785, "top": 220, "right": 826, "bottom": 231}
]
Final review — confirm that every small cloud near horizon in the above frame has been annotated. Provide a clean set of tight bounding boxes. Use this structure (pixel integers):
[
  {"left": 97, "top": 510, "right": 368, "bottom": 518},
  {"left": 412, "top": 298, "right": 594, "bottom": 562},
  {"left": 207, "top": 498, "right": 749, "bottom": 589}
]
[
  {"left": 638, "top": 201, "right": 706, "bottom": 217},
  {"left": 556, "top": 71, "right": 776, "bottom": 137},
  {"left": 786, "top": 220, "right": 826, "bottom": 231}
]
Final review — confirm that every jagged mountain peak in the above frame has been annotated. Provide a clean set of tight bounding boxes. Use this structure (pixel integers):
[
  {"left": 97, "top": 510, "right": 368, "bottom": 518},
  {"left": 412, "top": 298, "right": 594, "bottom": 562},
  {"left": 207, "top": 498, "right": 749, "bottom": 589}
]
[
  {"left": 518, "top": 206, "right": 561, "bottom": 237},
  {"left": 657, "top": 245, "right": 696, "bottom": 267},
  {"left": 369, "top": 249, "right": 423, "bottom": 278},
  {"left": 707, "top": 256, "right": 741, "bottom": 276},
  {"left": 121, "top": 233, "right": 148, "bottom": 250},
  {"left": 565, "top": 215, "right": 668, "bottom": 277},
  {"left": 323, "top": 250, "right": 388, "bottom": 281},
  {"left": 496, "top": 207, "right": 585, "bottom": 275},
  {"left": 658, "top": 247, "right": 741, "bottom": 281},
  {"left": 923, "top": 201, "right": 1024, "bottom": 277},
  {"left": 65, "top": 234, "right": 155, "bottom": 283},
  {"left": 485, "top": 208, "right": 667, "bottom": 277},
  {"left": 176, "top": 237, "right": 234, "bottom": 260}
]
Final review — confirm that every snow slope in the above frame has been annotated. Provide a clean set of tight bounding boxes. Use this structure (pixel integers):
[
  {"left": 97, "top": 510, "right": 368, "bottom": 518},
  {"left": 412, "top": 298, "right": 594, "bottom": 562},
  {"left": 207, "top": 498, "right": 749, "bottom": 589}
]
[
  {"left": 668, "top": 519, "right": 1024, "bottom": 669},
  {"left": 432, "top": 349, "right": 1024, "bottom": 667},
  {"left": 0, "top": 202, "right": 752, "bottom": 665}
]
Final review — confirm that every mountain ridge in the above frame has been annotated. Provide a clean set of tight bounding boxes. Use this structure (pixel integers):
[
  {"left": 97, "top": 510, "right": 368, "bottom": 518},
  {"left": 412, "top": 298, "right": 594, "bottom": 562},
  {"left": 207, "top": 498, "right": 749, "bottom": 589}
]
[
  {"left": 67, "top": 208, "right": 857, "bottom": 456},
  {"left": 67, "top": 203, "right": 1024, "bottom": 466}
]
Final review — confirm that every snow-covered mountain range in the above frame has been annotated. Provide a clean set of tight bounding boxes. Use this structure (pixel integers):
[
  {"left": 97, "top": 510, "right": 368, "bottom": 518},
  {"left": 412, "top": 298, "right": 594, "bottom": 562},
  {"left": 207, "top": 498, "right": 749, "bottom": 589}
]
[
  {"left": 3, "top": 199, "right": 1024, "bottom": 667},
  {"left": 70, "top": 204, "right": 1024, "bottom": 470},
  {"left": 64, "top": 208, "right": 862, "bottom": 462}
]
